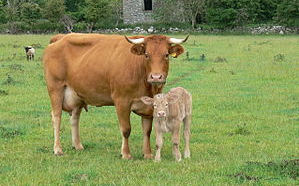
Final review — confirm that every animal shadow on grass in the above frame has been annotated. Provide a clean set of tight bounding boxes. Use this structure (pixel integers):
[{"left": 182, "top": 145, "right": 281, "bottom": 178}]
[{"left": 231, "top": 159, "right": 299, "bottom": 183}]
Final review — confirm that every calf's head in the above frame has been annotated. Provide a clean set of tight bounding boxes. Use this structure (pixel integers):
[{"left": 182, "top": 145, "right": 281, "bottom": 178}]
[
  {"left": 125, "top": 35, "right": 189, "bottom": 85},
  {"left": 141, "top": 93, "right": 179, "bottom": 118}
]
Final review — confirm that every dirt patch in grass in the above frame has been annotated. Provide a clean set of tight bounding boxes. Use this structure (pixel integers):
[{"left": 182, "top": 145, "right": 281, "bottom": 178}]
[
  {"left": 0, "top": 89, "right": 8, "bottom": 96},
  {"left": 0, "top": 126, "right": 25, "bottom": 139},
  {"left": 232, "top": 159, "right": 299, "bottom": 183}
]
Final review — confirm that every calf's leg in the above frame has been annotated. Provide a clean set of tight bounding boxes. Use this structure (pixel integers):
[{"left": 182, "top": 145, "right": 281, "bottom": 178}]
[
  {"left": 142, "top": 117, "right": 153, "bottom": 159},
  {"left": 183, "top": 115, "right": 191, "bottom": 158},
  {"left": 172, "top": 120, "right": 182, "bottom": 162},
  {"left": 115, "top": 100, "right": 132, "bottom": 159},
  {"left": 70, "top": 107, "right": 84, "bottom": 150},
  {"left": 154, "top": 125, "right": 163, "bottom": 162}
]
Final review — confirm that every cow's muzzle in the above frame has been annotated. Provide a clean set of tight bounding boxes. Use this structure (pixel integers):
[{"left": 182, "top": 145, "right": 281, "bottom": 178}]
[{"left": 147, "top": 73, "right": 166, "bottom": 84}]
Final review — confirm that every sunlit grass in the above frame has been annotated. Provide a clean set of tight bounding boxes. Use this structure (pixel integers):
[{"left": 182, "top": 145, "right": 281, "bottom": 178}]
[{"left": 0, "top": 34, "right": 298, "bottom": 185}]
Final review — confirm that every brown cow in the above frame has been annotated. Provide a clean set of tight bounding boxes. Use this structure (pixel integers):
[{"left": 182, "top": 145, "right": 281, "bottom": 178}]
[
  {"left": 49, "top": 34, "right": 66, "bottom": 44},
  {"left": 43, "top": 33, "right": 188, "bottom": 159}
]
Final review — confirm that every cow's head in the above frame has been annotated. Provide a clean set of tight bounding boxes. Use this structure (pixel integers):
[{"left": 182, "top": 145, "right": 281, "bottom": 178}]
[{"left": 125, "top": 35, "right": 189, "bottom": 85}]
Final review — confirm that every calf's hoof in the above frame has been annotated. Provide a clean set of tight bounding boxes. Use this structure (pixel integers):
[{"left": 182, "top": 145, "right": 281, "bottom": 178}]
[
  {"left": 73, "top": 143, "right": 84, "bottom": 151},
  {"left": 54, "top": 148, "right": 63, "bottom": 156},
  {"left": 154, "top": 156, "right": 161, "bottom": 162},
  {"left": 175, "top": 157, "right": 182, "bottom": 162},
  {"left": 184, "top": 151, "right": 190, "bottom": 158}
]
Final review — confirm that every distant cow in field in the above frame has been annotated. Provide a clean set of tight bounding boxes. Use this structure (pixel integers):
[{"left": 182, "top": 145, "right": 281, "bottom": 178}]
[
  {"left": 24, "top": 46, "right": 35, "bottom": 61},
  {"left": 140, "top": 87, "right": 192, "bottom": 162},
  {"left": 43, "top": 33, "right": 189, "bottom": 158}
]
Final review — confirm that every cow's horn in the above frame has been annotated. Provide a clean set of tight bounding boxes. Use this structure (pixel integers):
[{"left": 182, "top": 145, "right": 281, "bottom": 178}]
[
  {"left": 124, "top": 36, "right": 145, "bottom": 44},
  {"left": 169, "top": 35, "right": 189, "bottom": 44}
]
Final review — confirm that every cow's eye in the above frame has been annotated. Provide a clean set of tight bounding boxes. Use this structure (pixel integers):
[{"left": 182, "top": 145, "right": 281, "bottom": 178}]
[
  {"left": 165, "top": 103, "right": 168, "bottom": 107},
  {"left": 165, "top": 54, "right": 169, "bottom": 59},
  {"left": 153, "top": 104, "right": 157, "bottom": 108}
]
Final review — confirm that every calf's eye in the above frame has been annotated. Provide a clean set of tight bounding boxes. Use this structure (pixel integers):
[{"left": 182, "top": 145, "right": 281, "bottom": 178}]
[{"left": 165, "top": 103, "right": 168, "bottom": 107}]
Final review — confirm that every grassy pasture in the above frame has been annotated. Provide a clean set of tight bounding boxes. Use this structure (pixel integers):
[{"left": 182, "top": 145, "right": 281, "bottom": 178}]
[{"left": 0, "top": 34, "right": 299, "bottom": 186}]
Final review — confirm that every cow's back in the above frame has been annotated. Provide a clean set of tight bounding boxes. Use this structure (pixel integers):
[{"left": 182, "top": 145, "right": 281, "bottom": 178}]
[{"left": 43, "top": 33, "right": 148, "bottom": 106}]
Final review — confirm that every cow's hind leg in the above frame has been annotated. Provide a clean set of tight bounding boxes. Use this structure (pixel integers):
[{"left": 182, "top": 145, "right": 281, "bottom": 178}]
[
  {"left": 183, "top": 115, "right": 191, "bottom": 158},
  {"left": 115, "top": 100, "right": 132, "bottom": 159},
  {"left": 48, "top": 83, "right": 65, "bottom": 155},
  {"left": 70, "top": 107, "right": 84, "bottom": 150},
  {"left": 142, "top": 117, "right": 153, "bottom": 159}
]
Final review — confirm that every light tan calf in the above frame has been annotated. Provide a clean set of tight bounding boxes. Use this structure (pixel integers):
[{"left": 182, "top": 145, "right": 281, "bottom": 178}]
[{"left": 141, "top": 87, "right": 192, "bottom": 162}]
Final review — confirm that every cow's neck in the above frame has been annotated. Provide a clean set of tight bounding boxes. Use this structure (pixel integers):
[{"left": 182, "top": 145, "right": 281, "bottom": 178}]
[{"left": 145, "top": 83, "right": 164, "bottom": 97}]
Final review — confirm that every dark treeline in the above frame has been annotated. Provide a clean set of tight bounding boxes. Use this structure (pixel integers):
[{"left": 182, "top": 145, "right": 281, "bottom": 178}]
[{"left": 0, "top": 0, "right": 298, "bottom": 33}]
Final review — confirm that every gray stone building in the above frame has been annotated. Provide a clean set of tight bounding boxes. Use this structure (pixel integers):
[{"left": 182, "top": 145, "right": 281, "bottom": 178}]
[{"left": 123, "top": 0, "right": 156, "bottom": 24}]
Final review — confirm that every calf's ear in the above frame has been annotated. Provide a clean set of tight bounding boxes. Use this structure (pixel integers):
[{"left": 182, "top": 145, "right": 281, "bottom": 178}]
[
  {"left": 141, "top": 96, "right": 154, "bottom": 105},
  {"left": 166, "top": 94, "right": 179, "bottom": 104},
  {"left": 169, "top": 44, "right": 184, "bottom": 58},
  {"left": 131, "top": 44, "right": 145, "bottom": 55}
]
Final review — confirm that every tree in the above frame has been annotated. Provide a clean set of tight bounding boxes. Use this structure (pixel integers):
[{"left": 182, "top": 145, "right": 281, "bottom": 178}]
[
  {"left": 20, "top": 2, "right": 41, "bottom": 23},
  {"left": 153, "top": 0, "right": 185, "bottom": 23},
  {"left": 43, "top": 0, "right": 65, "bottom": 22},
  {"left": 84, "top": 0, "right": 110, "bottom": 32},
  {"left": 276, "top": 0, "right": 299, "bottom": 26},
  {"left": 183, "top": 0, "right": 205, "bottom": 28},
  {"left": 60, "top": 14, "right": 75, "bottom": 32},
  {"left": 0, "top": 1, "right": 7, "bottom": 23},
  {"left": 109, "top": 0, "right": 122, "bottom": 26},
  {"left": 206, "top": 0, "right": 262, "bottom": 28}
]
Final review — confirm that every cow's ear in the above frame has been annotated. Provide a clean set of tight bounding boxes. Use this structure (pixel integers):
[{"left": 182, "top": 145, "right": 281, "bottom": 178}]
[
  {"left": 166, "top": 93, "right": 179, "bottom": 104},
  {"left": 131, "top": 44, "right": 145, "bottom": 55},
  {"left": 169, "top": 44, "right": 184, "bottom": 58},
  {"left": 141, "top": 96, "right": 154, "bottom": 105}
]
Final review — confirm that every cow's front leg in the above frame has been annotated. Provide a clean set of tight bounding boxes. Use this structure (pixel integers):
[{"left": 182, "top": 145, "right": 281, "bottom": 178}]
[
  {"left": 115, "top": 100, "right": 132, "bottom": 159},
  {"left": 172, "top": 120, "right": 182, "bottom": 162},
  {"left": 155, "top": 126, "right": 163, "bottom": 162},
  {"left": 142, "top": 116, "right": 153, "bottom": 159}
]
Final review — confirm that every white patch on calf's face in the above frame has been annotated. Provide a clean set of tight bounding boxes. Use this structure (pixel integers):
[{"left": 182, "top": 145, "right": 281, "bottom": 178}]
[{"left": 153, "top": 95, "right": 169, "bottom": 118}]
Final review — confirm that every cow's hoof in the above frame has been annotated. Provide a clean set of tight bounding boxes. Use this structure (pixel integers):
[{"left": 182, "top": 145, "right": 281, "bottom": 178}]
[
  {"left": 54, "top": 148, "right": 63, "bottom": 156},
  {"left": 143, "top": 153, "right": 153, "bottom": 159},
  {"left": 73, "top": 144, "right": 84, "bottom": 151},
  {"left": 121, "top": 153, "right": 132, "bottom": 160}
]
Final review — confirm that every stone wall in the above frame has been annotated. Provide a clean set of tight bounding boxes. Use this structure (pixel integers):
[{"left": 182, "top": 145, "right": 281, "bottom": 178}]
[{"left": 123, "top": 0, "right": 155, "bottom": 24}]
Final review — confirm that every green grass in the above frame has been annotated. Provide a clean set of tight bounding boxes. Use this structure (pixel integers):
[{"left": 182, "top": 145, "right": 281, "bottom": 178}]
[{"left": 0, "top": 34, "right": 299, "bottom": 185}]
